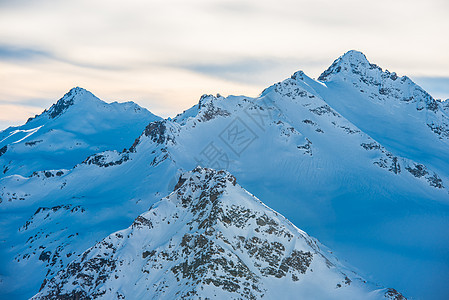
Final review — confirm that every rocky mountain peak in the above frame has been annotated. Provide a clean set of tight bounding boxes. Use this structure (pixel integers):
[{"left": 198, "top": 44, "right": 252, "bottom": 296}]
[
  {"left": 169, "top": 167, "right": 237, "bottom": 212},
  {"left": 46, "top": 87, "right": 100, "bottom": 119},
  {"left": 318, "top": 50, "right": 381, "bottom": 82},
  {"left": 174, "top": 167, "right": 236, "bottom": 191},
  {"left": 198, "top": 94, "right": 216, "bottom": 108},
  {"left": 193, "top": 93, "right": 230, "bottom": 122},
  {"left": 339, "top": 50, "right": 370, "bottom": 64},
  {"left": 33, "top": 167, "right": 406, "bottom": 299},
  {"left": 290, "top": 70, "right": 307, "bottom": 81},
  {"left": 315, "top": 51, "right": 441, "bottom": 113}
]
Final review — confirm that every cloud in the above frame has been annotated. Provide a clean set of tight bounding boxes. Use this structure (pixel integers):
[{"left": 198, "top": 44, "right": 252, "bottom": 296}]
[
  {"left": 177, "top": 57, "right": 328, "bottom": 85},
  {"left": 0, "top": 44, "right": 52, "bottom": 61},
  {"left": 0, "top": 42, "right": 130, "bottom": 71},
  {"left": 180, "top": 59, "right": 286, "bottom": 84},
  {"left": 0, "top": 0, "right": 448, "bottom": 126},
  {"left": 0, "top": 97, "right": 53, "bottom": 108}
]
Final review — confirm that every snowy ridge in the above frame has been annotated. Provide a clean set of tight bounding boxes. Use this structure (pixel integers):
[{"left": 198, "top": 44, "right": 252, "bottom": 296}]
[
  {"left": 45, "top": 87, "right": 102, "bottom": 119},
  {"left": 318, "top": 50, "right": 440, "bottom": 113},
  {"left": 32, "top": 168, "right": 405, "bottom": 300},
  {"left": 318, "top": 50, "right": 382, "bottom": 82},
  {"left": 0, "top": 51, "right": 448, "bottom": 299},
  {"left": 0, "top": 87, "right": 161, "bottom": 177}
]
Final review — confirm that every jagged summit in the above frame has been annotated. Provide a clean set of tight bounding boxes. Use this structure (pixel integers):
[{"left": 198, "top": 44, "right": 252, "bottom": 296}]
[
  {"left": 339, "top": 50, "right": 371, "bottom": 64},
  {"left": 33, "top": 167, "right": 405, "bottom": 299},
  {"left": 65, "top": 86, "right": 90, "bottom": 96},
  {"left": 290, "top": 70, "right": 309, "bottom": 81},
  {"left": 46, "top": 87, "right": 101, "bottom": 119},
  {"left": 0, "top": 88, "right": 160, "bottom": 178},
  {"left": 318, "top": 50, "right": 382, "bottom": 81},
  {"left": 1, "top": 51, "right": 448, "bottom": 300},
  {"left": 24, "top": 87, "right": 101, "bottom": 124},
  {"left": 173, "top": 166, "right": 237, "bottom": 194}
]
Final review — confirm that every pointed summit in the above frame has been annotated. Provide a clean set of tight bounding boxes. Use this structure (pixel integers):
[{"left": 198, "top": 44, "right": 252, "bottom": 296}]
[
  {"left": 339, "top": 50, "right": 371, "bottom": 64},
  {"left": 318, "top": 50, "right": 381, "bottom": 81},
  {"left": 0, "top": 87, "right": 160, "bottom": 178},
  {"left": 46, "top": 87, "right": 101, "bottom": 119},
  {"left": 33, "top": 167, "right": 405, "bottom": 300}
]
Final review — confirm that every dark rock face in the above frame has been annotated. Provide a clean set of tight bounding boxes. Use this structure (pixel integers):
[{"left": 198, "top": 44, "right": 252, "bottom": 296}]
[
  {"left": 427, "top": 122, "right": 449, "bottom": 138},
  {"left": 48, "top": 95, "right": 75, "bottom": 119},
  {"left": 14, "top": 204, "right": 86, "bottom": 293},
  {"left": 361, "top": 142, "right": 381, "bottom": 150},
  {"left": 39, "top": 251, "right": 52, "bottom": 263},
  {"left": 25, "top": 140, "right": 43, "bottom": 146},
  {"left": 46, "top": 87, "right": 90, "bottom": 119},
  {"left": 427, "top": 173, "right": 444, "bottom": 189},
  {"left": 30, "top": 170, "right": 65, "bottom": 178},
  {"left": 297, "top": 138, "right": 312, "bottom": 156},
  {"left": 310, "top": 105, "right": 339, "bottom": 117},
  {"left": 144, "top": 121, "right": 168, "bottom": 144},
  {"left": 384, "top": 288, "right": 407, "bottom": 300},
  {"left": 129, "top": 120, "right": 177, "bottom": 152},
  {"left": 271, "top": 79, "right": 317, "bottom": 101},
  {"left": 197, "top": 96, "right": 231, "bottom": 122},
  {"left": 37, "top": 239, "right": 117, "bottom": 299},
  {"left": 405, "top": 164, "right": 428, "bottom": 178},
  {"left": 82, "top": 152, "right": 129, "bottom": 168},
  {"left": 0, "top": 145, "right": 8, "bottom": 157}
]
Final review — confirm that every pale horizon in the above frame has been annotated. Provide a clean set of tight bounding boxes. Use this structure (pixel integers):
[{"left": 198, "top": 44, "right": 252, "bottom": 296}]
[{"left": 1, "top": 0, "right": 448, "bottom": 130}]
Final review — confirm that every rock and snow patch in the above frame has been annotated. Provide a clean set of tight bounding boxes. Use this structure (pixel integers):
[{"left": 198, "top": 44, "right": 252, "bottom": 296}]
[{"left": 33, "top": 168, "right": 405, "bottom": 300}]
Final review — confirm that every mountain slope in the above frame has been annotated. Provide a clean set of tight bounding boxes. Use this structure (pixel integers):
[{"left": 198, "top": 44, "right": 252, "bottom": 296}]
[
  {"left": 0, "top": 87, "right": 161, "bottom": 177},
  {"left": 0, "top": 124, "right": 179, "bottom": 299},
  {"left": 1, "top": 51, "right": 448, "bottom": 300},
  {"left": 312, "top": 50, "right": 449, "bottom": 176},
  {"left": 33, "top": 167, "right": 405, "bottom": 300}
]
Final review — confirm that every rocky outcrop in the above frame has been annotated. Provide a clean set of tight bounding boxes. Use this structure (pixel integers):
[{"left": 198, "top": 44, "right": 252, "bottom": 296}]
[{"left": 33, "top": 168, "right": 406, "bottom": 299}]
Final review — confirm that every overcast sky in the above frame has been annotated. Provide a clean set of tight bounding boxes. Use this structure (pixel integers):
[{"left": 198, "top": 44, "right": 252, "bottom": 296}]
[{"left": 1, "top": 0, "right": 448, "bottom": 129}]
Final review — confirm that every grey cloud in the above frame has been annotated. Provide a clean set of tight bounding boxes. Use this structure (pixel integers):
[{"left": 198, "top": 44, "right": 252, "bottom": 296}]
[
  {"left": 178, "top": 57, "right": 327, "bottom": 85},
  {"left": 0, "top": 98, "right": 52, "bottom": 109},
  {"left": 0, "top": 44, "right": 52, "bottom": 61},
  {"left": 0, "top": 43, "right": 129, "bottom": 71}
]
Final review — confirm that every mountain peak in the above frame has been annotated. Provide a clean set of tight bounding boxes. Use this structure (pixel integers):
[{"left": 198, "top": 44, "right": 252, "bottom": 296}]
[
  {"left": 291, "top": 70, "right": 307, "bottom": 81},
  {"left": 46, "top": 87, "right": 101, "bottom": 119},
  {"left": 67, "top": 86, "right": 88, "bottom": 94},
  {"left": 33, "top": 166, "right": 406, "bottom": 299},
  {"left": 318, "top": 50, "right": 381, "bottom": 81},
  {"left": 174, "top": 167, "right": 236, "bottom": 192},
  {"left": 340, "top": 50, "right": 370, "bottom": 64}
]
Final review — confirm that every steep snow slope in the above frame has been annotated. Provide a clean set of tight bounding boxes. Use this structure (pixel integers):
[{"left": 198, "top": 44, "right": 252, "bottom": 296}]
[
  {"left": 1, "top": 51, "right": 448, "bottom": 300},
  {"left": 167, "top": 75, "right": 449, "bottom": 299},
  {"left": 0, "top": 87, "right": 161, "bottom": 177},
  {"left": 0, "top": 126, "right": 179, "bottom": 299},
  {"left": 311, "top": 50, "right": 449, "bottom": 176},
  {"left": 33, "top": 168, "right": 405, "bottom": 300}
]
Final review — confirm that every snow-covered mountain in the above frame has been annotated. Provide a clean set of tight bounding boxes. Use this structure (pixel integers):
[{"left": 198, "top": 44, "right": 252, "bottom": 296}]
[
  {"left": 33, "top": 167, "right": 405, "bottom": 300},
  {"left": 0, "top": 50, "right": 448, "bottom": 299},
  {"left": 0, "top": 87, "right": 160, "bottom": 177},
  {"left": 315, "top": 51, "right": 449, "bottom": 176}
]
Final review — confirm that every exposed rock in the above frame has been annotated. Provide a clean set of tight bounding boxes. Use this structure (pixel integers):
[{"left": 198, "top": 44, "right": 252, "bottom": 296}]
[
  {"left": 0, "top": 145, "right": 7, "bottom": 157},
  {"left": 33, "top": 168, "right": 406, "bottom": 300}
]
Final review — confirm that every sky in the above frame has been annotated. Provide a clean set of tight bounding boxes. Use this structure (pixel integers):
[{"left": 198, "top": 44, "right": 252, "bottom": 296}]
[{"left": 0, "top": 0, "right": 448, "bottom": 129}]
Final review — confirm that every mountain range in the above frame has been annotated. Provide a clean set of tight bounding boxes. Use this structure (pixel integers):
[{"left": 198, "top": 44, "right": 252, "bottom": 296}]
[{"left": 1, "top": 50, "right": 448, "bottom": 299}]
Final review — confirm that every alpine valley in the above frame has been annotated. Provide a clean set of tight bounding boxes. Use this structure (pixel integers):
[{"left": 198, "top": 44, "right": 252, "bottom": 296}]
[{"left": 1, "top": 51, "right": 448, "bottom": 300}]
